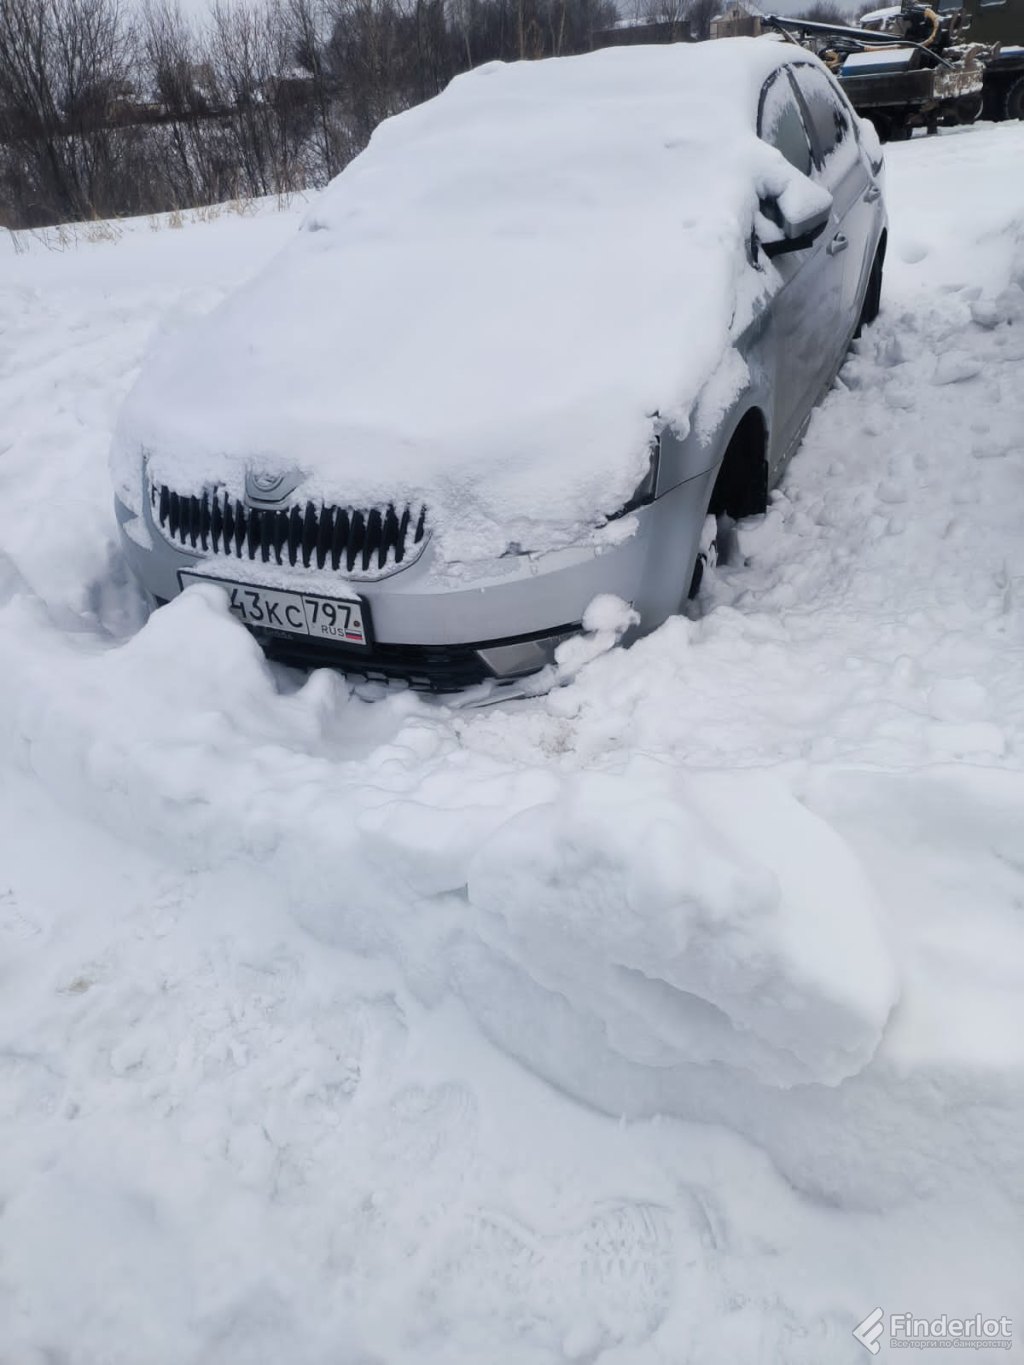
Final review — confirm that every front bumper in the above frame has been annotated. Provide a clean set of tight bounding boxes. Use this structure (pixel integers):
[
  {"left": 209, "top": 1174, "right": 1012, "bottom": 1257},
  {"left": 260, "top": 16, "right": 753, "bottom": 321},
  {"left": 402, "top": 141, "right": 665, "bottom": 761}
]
[
  {"left": 115, "top": 468, "right": 714, "bottom": 688},
  {"left": 254, "top": 621, "right": 579, "bottom": 691}
]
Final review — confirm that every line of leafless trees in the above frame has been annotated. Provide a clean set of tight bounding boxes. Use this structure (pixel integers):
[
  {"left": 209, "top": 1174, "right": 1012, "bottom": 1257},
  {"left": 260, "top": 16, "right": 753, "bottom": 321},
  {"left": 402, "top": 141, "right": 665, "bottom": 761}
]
[{"left": 5, "top": 0, "right": 724, "bottom": 228}]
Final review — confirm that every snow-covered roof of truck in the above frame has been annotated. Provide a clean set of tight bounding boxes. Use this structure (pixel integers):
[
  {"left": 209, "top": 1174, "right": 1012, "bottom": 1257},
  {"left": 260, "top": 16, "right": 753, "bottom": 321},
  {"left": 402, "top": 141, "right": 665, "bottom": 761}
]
[{"left": 113, "top": 40, "right": 833, "bottom": 560}]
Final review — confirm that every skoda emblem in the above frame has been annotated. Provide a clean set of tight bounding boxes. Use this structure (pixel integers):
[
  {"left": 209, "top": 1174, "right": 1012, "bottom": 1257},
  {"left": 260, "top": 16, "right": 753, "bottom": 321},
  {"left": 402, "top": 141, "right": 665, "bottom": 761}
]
[{"left": 244, "top": 468, "right": 303, "bottom": 507}]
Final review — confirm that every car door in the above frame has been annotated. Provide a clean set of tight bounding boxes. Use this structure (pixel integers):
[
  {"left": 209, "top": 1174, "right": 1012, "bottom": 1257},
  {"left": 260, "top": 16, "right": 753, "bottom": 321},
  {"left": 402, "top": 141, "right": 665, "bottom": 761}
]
[
  {"left": 788, "top": 62, "right": 878, "bottom": 341},
  {"left": 756, "top": 67, "right": 836, "bottom": 479}
]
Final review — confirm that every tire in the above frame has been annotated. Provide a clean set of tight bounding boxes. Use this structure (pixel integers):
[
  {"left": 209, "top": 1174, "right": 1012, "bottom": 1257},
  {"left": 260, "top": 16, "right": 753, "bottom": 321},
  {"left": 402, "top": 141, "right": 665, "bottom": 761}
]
[
  {"left": 868, "top": 113, "right": 904, "bottom": 143},
  {"left": 688, "top": 514, "right": 720, "bottom": 600},
  {"left": 855, "top": 245, "right": 884, "bottom": 338},
  {"left": 952, "top": 95, "right": 983, "bottom": 126},
  {"left": 1005, "top": 75, "right": 1024, "bottom": 122},
  {"left": 868, "top": 114, "right": 892, "bottom": 143}
]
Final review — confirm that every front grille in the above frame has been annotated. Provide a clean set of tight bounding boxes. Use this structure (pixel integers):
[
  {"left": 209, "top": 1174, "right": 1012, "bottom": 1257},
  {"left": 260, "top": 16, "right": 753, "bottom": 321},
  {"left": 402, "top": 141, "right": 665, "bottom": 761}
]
[{"left": 151, "top": 482, "right": 427, "bottom": 577}]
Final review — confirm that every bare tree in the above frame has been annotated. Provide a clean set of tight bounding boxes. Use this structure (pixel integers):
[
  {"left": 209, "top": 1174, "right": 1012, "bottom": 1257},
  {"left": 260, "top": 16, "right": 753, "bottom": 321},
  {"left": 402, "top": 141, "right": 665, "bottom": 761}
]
[
  {"left": 640, "top": 0, "right": 691, "bottom": 39},
  {"left": 1, "top": 0, "right": 621, "bottom": 229},
  {"left": 685, "top": 0, "right": 716, "bottom": 39},
  {"left": 325, "top": 0, "right": 409, "bottom": 148},
  {"left": 0, "top": 0, "right": 139, "bottom": 224},
  {"left": 287, "top": 0, "right": 349, "bottom": 178},
  {"left": 789, "top": 0, "right": 846, "bottom": 21},
  {"left": 141, "top": 1, "right": 219, "bottom": 204}
]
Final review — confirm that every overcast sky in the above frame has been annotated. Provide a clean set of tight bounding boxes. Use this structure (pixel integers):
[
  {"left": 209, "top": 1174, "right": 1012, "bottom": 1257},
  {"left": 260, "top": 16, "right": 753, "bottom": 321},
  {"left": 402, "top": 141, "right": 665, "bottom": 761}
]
[
  {"left": 165, "top": 0, "right": 868, "bottom": 26},
  {"left": 766, "top": 0, "right": 866, "bottom": 13}
]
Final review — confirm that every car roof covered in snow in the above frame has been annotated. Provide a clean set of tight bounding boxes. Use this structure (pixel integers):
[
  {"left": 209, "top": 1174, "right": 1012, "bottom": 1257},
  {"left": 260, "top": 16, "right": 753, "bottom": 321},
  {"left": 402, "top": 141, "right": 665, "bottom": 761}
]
[{"left": 114, "top": 39, "right": 834, "bottom": 560}]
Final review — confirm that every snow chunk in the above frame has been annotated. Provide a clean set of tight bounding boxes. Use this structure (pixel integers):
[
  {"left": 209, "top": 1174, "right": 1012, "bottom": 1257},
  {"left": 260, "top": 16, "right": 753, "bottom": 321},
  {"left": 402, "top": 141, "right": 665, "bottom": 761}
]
[
  {"left": 581, "top": 593, "right": 639, "bottom": 637},
  {"left": 551, "top": 593, "right": 641, "bottom": 678},
  {"left": 933, "top": 351, "right": 983, "bottom": 385},
  {"left": 467, "top": 769, "right": 898, "bottom": 1086}
]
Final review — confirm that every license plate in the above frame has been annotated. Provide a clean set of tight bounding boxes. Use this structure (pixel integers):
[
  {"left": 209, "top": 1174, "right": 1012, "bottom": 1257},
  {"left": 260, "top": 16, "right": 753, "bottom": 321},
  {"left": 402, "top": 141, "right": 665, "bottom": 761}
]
[{"left": 179, "top": 572, "right": 368, "bottom": 647}]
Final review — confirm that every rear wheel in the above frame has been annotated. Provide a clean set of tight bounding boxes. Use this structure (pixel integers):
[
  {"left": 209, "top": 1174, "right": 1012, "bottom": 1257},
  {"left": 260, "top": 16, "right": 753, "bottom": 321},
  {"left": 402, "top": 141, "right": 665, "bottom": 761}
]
[{"left": 1005, "top": 76, "right": 1024, "bottom": 122}]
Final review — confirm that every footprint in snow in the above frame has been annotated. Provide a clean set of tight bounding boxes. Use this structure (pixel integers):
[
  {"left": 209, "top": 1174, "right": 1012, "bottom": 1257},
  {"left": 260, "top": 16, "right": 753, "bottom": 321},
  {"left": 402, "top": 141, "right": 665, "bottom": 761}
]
[{"left": 434, "top": 1200, "right": 678, "bottom": 1350}]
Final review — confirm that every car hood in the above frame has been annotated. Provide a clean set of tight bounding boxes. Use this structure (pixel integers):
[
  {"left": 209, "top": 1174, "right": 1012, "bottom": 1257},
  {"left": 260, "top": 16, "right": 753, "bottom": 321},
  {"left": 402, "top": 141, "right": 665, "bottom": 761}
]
[{"left": 112, "top": 41, "right": 828, "bottom": 561}]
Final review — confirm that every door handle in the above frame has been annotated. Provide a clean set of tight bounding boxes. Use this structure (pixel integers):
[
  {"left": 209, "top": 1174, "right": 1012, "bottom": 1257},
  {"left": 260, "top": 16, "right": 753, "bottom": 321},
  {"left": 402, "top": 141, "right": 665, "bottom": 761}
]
[
  {"left": 864, "top": 183, "right": 882, "bottom": 202},
  {"left": 827, "top": 233, "right": 849, "bottom": 256}
]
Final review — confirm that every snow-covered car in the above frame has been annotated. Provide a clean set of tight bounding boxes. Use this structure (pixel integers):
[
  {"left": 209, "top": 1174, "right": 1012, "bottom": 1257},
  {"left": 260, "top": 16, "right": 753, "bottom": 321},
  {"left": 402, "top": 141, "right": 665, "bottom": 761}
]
[
  {"left": 857, "top": 5, "right": 902, "bottom": 29},
  {"left": 111, "top": 39, "right": 886, "bottom": 691}
]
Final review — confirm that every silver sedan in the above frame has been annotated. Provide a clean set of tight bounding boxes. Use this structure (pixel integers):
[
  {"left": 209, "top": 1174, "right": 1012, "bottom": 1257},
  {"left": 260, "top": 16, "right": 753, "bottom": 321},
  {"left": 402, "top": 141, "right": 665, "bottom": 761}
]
[{"left": 114, "top": 46, "right": 886, "bottom": 692}]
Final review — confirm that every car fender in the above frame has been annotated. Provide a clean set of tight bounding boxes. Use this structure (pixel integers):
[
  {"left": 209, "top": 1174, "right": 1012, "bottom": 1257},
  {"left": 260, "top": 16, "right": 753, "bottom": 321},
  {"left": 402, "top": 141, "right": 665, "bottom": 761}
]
[{"left": 656, "top": 378, "right": 773, "bottom": 502}]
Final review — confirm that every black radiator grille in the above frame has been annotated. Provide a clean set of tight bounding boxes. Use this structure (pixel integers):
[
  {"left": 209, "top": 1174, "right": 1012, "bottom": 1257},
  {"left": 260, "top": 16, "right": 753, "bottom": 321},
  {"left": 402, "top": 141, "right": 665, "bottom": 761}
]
[{"left": 151, "top": 483, "right": 427, "bottom": 576}]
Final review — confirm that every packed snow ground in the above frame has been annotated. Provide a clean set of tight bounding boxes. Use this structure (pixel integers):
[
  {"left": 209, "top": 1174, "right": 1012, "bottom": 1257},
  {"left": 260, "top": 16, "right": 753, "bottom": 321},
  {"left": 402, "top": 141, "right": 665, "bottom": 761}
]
[{"left": 1, "top": 122, "right": 1023, "bottom": 1364}]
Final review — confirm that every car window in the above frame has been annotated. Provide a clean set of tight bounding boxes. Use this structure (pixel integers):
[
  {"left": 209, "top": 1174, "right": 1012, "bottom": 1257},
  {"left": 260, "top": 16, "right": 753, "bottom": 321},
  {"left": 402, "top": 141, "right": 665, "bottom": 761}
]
[
  {"left": 789, "top": 64, "right": 852, "bottom": 166},
  {"left": 757, "top": 71, "right": 813, "bottom": 177}
]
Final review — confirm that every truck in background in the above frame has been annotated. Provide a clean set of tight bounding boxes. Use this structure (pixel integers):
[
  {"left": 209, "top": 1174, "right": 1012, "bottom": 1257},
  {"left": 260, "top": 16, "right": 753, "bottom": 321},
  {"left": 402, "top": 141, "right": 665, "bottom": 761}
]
[{"left": 766, "top": 0, "right": 1024, "bottom": 139}]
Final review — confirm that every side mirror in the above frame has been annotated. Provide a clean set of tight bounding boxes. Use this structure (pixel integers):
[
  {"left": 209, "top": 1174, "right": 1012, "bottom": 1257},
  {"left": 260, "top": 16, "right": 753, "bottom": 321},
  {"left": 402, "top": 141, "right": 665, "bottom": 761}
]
[{"left": 759, "top": 195, "right": 831, "bottom": 258}]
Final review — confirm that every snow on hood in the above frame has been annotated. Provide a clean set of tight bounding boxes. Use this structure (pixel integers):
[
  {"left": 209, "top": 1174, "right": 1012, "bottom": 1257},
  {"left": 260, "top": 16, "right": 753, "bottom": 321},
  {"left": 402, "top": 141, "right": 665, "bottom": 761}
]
[{"left": 113, "top": 40, "right": 828, "bottom": 560}]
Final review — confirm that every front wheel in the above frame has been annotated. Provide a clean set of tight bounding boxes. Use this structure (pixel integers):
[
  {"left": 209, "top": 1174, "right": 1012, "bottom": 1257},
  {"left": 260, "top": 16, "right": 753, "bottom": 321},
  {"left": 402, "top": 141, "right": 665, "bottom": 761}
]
[
  {"left": 855, "top": 245, "right": 884, "bottom": 337},
  {"left": 688, "top": 514, "right": 737, "bottom": 600},
  {"left": 1005, "top": 76, "right": 1024, "bottom": 122}
]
